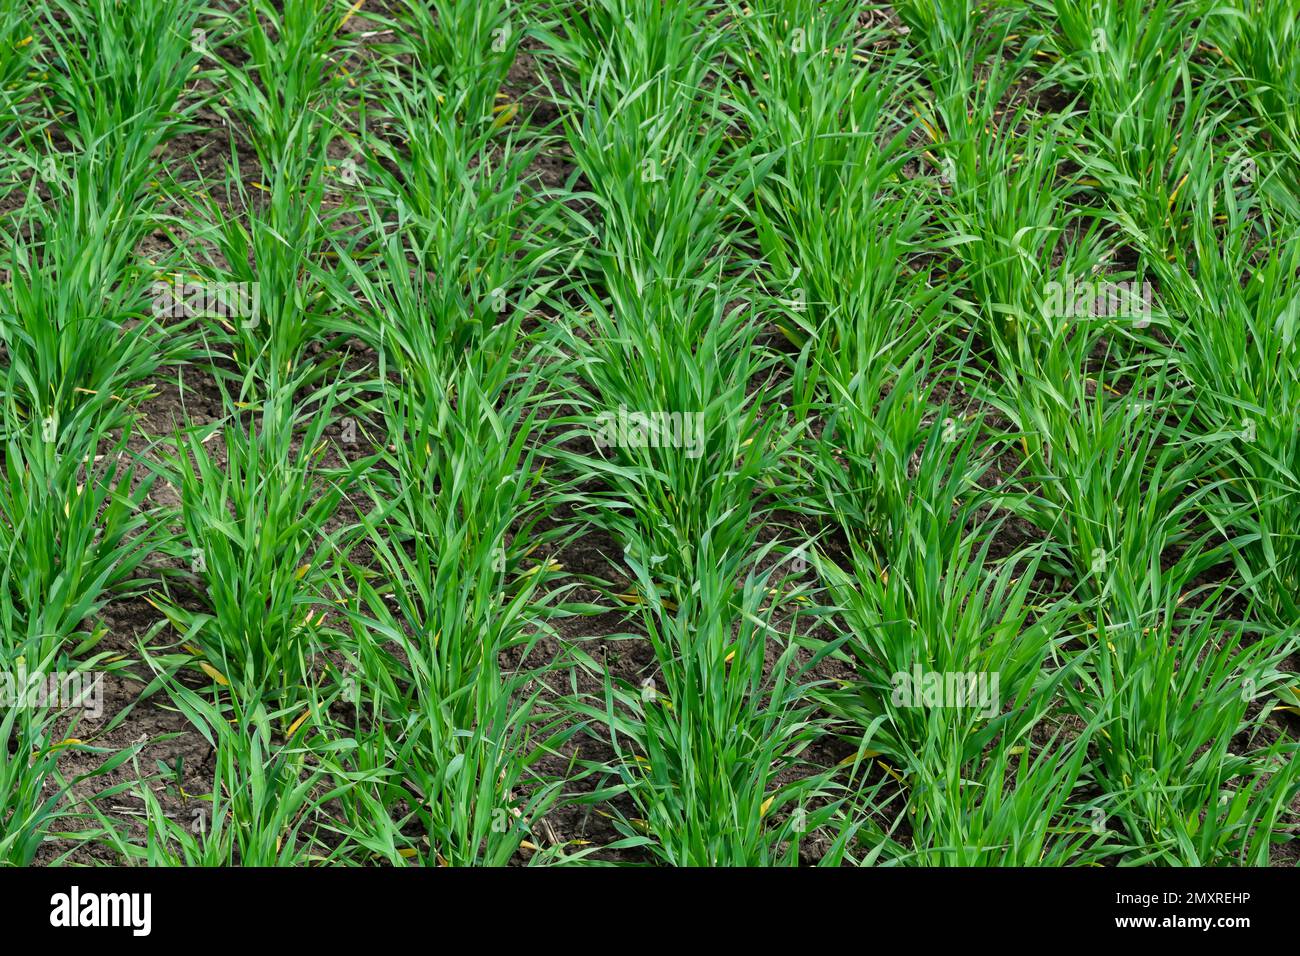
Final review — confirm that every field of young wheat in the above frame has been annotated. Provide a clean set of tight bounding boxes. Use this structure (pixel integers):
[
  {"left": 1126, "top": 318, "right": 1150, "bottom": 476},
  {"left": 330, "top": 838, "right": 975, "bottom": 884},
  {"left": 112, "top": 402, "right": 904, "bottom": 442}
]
[{"left": 0, "top": 0, "right": 1297, "bottom": 869}]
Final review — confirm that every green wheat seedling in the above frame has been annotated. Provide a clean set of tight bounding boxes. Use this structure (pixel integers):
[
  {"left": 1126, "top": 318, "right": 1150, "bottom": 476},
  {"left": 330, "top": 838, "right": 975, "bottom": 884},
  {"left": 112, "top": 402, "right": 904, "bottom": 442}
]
[
  {"left": 0, "top": 707, "right": 68, "bottom": 867},
  {"left": 36, "top": 0, "right": 206, "bottom": 207},
  {"left": 901, "top": 719, "right": 1100, "bottom": 866},
  {"left": 129, "top": 678, "right": 361, "bottom": 866},
  {"left": 1, "top": 706, "right": 141, "bottom": 867},
  {"left": 1037, "top": 0, "right": 1199, "bottom": 100},
  {"left": 543, "top": 0, "right": 731, "bottom": 108},
  {"left": 0, "top": 149, "right": 192, "bottom": 432},
  {"left": 189, "top": 145, "right": 353, "bottom": 384},
  {"left": 323, "top": 94, "right": 562, "bottom": 394},
  {"left": 552, "top": 274, "right": 785, "bottom": 605},
  {"left": 332, "top": 351, "right": 576, "bottom": 866},
  {"left": 545, "top": 0, "right": 835, "bottom": 863},
  {"left": 1149, "top": 178, "right": 1300, "bottom": 623},
  {"left": 1212, "top": 1, "right": 1300, "bottom": 139},
  {"left": 154, "top": 381, "right": 369, "bottom": 710},
  {"left": 814, "top": 411, "right": 1042, "bottom": 760},
  {"left": 799, "top": 357, "right": 954, "bottom": 566},
  {"left": 324, "top": 197, "right": 546, "bottom": 397},
  {"left": 0, "top": 398, "right": 161, "bottom": 668},
  {"left": 0, "top": 3, "right": 37, "bottom": 147},
  {"left": 985, "top": 345, "right": 1224, "bottom": 614},
  {"left": 1207, "top": 0, "right": 1300, "bottom": 206},
  {"left": 814, "top": 414, "right": 1092, "bottom": 863},
  {"left": 1034, "top": 0, "right": 1227, "bottom": 255},
  {"left": 189, "top": 0, "right": 363, "bottom": 383},
  {"left": 896, "top": 0, "right": 1031, "bottom": 119},
  {"left": 1067, "top": 591, "right": 1299, "bottom": 864},
  {"left": 903, "top": 8, "right": 1136, "bottom": 366},
  {"left": 367, "top": 0, "right": 523, "bottom": 132},
  {"left": 569, "top": 550, "right": 836, "bottom": 867},
  {"left": 213, "top": 0, "right": 355, "bottom": 178},
  {"left": 728, "top": 9, "right": 1102, "bottom": 868},
  {"left": 935, "top": 101, "right": 1108, "bottom": 368},
  {"left": 552, "top": 38, "right": 783, "bottom": 600},
  {"left": 800, "top": 352, "right": 1099, "bottom": 863},
  {"left": 726, "top": 2, "right": 949, "bottom": 409}
]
